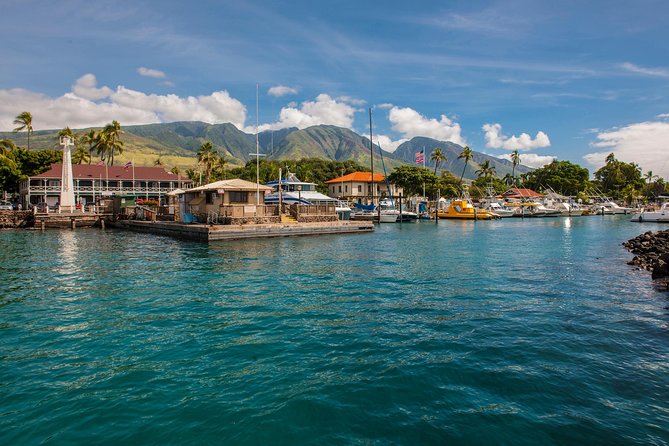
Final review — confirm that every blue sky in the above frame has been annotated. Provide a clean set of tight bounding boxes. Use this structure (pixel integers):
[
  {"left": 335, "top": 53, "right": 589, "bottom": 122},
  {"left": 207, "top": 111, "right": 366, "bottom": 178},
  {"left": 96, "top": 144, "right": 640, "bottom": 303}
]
[{"left": 2, "top": 0, "right": 669, "bottom": 176}]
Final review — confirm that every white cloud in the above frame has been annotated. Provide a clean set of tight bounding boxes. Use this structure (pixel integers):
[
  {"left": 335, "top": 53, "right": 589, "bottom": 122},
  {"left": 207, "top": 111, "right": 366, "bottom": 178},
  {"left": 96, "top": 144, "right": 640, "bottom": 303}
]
[
  {"left": 483, "top": 123, "right": 550, "bottom": 151},
  {"left": 257, "top": 94, "right": 356, "bottom": 132},
  {"left": 583, "top": 120, "right": 669, "bottom": 179},
  {"left": 377, "top": 103, "right": 394, "bottom": 110},
  {"left": 388, "top": 106, "right": 465, "bottom": 145},
  {"left": 337, "top": 96, "right": 366, "bottom": 106},
  {"left": 72, "top": 74, "right": 113, "bottom": 101},
  {"left": 620, "top": 62, "right": 669, "bottom": 78},
  {"left": 268, "top": 85, "right": 298, "bottom": 97},
  {"left": 137, "top": 67, "right": 167, "bottom": 79},
  {"left": 0, "top": 73, "right": 247, "bottom": 131},
  {"left": 656, "top": 113, "right": 669, "bottom": 119},
  {"left": 496, "top": 152, "right": 555, "bottom": 168},
  {"left": 370, "top": 134, "right": 407, "bottom": 153}
]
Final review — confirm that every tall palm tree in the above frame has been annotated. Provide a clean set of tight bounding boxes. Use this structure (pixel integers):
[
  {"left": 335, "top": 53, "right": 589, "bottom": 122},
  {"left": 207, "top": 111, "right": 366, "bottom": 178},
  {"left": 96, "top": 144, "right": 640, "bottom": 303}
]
[
  {"left": 511, "top": 150, "right": 521, "bottom": 181},
  {"left": 80, "top": 129, "right": 98, "bottom": 164},
  {"left": 215, "top": 154, "right": 228, "bottom": 180},
  {"left": 476, "top": 160, "right": 496, "bottom": 181},
  {"left": 94, "top": 120, "right": 124, "bottom": 166},
  {"left": 13, "top": 111, "right": 33, "bottom": 150},
  {"left": 0, "top": 139, "right": 17, "bottom": 156},
  {"left": 197, "top": 141, "right": 217, "bottom": 183},
  {"left": 645, "top": 170, "right": 658, "bottom": 184},
  {"left": 430, "top": 147, "right": 447, "bottom": 175},
  {"left": 457, "top": 146, "right": 473, "bottom": 183}
]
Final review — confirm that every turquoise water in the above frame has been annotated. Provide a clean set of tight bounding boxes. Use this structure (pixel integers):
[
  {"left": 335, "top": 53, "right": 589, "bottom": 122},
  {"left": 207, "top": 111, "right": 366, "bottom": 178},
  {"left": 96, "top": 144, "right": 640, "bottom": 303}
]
[{"left": 1, "top": 216, "right": 668, "bottom": 445}]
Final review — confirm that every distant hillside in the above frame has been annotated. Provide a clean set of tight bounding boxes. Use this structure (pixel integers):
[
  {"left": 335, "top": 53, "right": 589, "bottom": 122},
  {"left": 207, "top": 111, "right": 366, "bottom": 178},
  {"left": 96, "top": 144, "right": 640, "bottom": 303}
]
[{"left": 1, "top": 121, "right": 530, "bottom": 180}]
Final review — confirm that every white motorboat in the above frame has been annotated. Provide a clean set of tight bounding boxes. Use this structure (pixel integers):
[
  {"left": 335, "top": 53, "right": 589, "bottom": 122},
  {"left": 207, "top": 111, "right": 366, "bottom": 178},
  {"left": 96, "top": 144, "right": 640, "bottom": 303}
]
[
  {"left": 378, "top": 198, "right": 417, "bottom": 222},
  {"left": 482, "top": 201, "right": 515, "bottom": 218},
  {"left": 596, "top": 200, "right": 634, "bottom": 215},
  {"left": 630, "top": 199, "right": 669, "bottom": 222}
]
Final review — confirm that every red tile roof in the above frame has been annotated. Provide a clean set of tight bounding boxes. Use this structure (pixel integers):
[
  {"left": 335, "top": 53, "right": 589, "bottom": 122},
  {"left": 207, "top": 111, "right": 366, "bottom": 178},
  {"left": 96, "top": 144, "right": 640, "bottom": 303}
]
[
  {"left": 31, "top": 164, "right": 190, "bottom": 182},
  {"left": 325, "top": 172, "right": 385, "bottom": 183},
  {"left": 502, "top": 188, "right": 543, "bottom": 198}
]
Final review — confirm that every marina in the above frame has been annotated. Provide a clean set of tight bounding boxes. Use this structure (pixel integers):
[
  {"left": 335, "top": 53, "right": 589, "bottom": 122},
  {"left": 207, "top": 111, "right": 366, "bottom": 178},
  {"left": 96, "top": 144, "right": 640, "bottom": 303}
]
[{"left": 1, "top": 216, "right": 668, "bottom": 444}]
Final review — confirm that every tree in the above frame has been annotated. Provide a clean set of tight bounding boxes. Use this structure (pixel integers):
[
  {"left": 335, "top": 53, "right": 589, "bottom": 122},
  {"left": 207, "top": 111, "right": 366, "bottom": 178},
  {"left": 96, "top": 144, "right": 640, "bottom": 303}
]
[
  {"left": 58, "top": 127, "right": 74, "bottom": 139},
  {"left": 593, "top": 154, "right": 644, "bottom": 199},
  {"left": 13, "top": 111, "right": 33, "bottom": 150},
  {"left": 71, "top": 144, "right": 91, "bottom": 164},
  {"left": 80, "top": 129, "right": 97, "bottom": 164},
  {"left": 154, "top": 157, "right": 163, "bottom": 166},
  {"left": 511, "top": 150, "right": 520, "bottom": 182},
  {"left": 475, "top": 160, "right": 496, "bottom": 181},
  {"left": 197, "top": 141, "right": 217, "bottom": 183},
  {"left": 523, "top": 160, "right": 590, "bottom": 196},
  {"left": 457, "top": 146, "right": 473, "bottom": 183},
  {"left": 94, "top": 120, "right": 124, "bottom": 166},
  {"left": 388, "top": 165, "right": 438, "bottom": 197},
  {"left": 213, "top": 154, "right": 228, "bottom": 180},
  {"left": 430, "top": 147, "right": 447, "bottom": 175},
  {"left": 0, "top": 139, "right": 17, "bottom": 157}
]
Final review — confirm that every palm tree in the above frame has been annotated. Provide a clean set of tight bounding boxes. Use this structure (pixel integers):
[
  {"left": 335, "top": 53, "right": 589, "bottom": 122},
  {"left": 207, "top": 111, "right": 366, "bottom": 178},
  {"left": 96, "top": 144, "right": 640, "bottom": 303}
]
[
  {"left": 476, "top": 160, "right": 496, "bottom": 181},
  {"left": 197, "top": 141, "right": 217, "bottom": 183},
  {"left": 80, "top": 129, "right": 97, "bottom": 164},
  {"left": 430, "top": 147, "right": 447, "bottom": 175},
  {"left": 502, "top": 173, "right": 515, "bottom": 187},
  {"left": 94, "top": 120, "right": 124, "bottom": 166},
  {"left": 58, "top": 126, "right": 74, "bottom": 138},
  {"left": 0, "top": 139, "right": 17, "bottom": 156},
  {"left": 13, "top": 111, "right": 33, "bottom": 150},
  {"left": 457, "top": 146, "right": 473, "bottom": 183},
  {"left": 71, "top": 144, "right": 91, "bottom": 164},
  {"left": 214, "top": 154, "right": 228, "bottom": 180},
  {"left": 645, "top": 170, "right": 658, "bottom": 184},
  {"left": 154, "top": 157, "right": 163, "bottom": 166},
  {"left": 511, "top": 150, "right": 521, "bottom": 181}
]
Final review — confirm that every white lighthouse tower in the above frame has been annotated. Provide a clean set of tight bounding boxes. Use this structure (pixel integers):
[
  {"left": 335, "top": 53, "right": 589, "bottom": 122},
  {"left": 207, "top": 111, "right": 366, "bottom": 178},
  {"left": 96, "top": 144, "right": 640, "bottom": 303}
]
[{"left": 59, "top": 136, "right": 76, "bottom": 212}]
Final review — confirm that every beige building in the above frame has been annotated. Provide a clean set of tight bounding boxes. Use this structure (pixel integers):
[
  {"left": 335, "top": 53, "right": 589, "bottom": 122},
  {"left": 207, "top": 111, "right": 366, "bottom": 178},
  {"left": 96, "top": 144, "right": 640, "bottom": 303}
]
[
  {"left": 325, "top": 172, "right": 404, "bottom": 203},
  {"left": 181, "top": 179, "right": 276, "bottom": 224}
]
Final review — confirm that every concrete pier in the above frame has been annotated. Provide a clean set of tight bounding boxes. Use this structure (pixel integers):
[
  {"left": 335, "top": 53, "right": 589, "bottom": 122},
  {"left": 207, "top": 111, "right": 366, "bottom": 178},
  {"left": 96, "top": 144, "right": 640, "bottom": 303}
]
[{"left": 117, "top": 220, "right": 374, "bottom": 241}]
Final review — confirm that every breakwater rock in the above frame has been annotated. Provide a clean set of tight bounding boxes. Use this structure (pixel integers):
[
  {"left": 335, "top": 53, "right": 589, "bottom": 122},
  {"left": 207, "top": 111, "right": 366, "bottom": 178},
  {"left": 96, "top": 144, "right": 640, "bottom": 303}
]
[
  {"left": 623, "top": 230, "right": 669, "bottom": 289},
  {"left": 0, "top": 211, "right": 33, "bottom": 228}
]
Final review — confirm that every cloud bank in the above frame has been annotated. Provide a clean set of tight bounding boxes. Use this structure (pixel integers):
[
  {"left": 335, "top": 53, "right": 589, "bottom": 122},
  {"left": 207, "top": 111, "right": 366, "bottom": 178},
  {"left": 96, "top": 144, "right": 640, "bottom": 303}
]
[
  {"left": 483, "top": 123, "right": 550, "bottom": 151},
  {"left": 583, "top": 120, "right": 669, "bottom": 179},
  {"left": 0, "top": 73, "right": 247, "bottom": 131},
  {"left": 389, "top": 107, "right": 465, "bottom": 146}
]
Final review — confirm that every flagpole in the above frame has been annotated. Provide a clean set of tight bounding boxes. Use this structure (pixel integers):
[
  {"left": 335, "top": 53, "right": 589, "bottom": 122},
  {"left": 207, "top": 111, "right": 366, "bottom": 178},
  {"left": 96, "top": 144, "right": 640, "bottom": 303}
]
[
  {"left": 423, "top": 145, "right": 426, "bottom": 199},
  {"left": 132, "top": 160, "right": 135, "bottom": 198}
]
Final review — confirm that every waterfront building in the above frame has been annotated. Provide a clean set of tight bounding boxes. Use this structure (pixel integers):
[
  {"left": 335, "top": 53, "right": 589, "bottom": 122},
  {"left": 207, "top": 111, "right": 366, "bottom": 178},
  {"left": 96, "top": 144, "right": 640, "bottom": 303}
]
[
  {"left": 325, "top": 172, "right": 404, "bottom": 203},
  {"left": 20, "top": 164, "right": 192, "bottom": 209},
  {"left": 181, "top": 179, "right": 275, "bottom": 224}
]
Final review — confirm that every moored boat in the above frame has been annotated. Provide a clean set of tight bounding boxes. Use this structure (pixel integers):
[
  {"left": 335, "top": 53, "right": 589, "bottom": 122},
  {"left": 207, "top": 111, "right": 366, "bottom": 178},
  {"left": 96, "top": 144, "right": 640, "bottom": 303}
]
[{"left": 434, "top": 198, "right": 497, "bottom": 220}]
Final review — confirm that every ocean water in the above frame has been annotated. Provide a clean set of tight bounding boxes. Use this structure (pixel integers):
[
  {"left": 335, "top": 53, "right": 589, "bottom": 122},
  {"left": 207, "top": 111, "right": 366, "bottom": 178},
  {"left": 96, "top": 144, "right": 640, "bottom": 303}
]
[{"left": 1, "top": 216, "right": 668, "bottom": 445}]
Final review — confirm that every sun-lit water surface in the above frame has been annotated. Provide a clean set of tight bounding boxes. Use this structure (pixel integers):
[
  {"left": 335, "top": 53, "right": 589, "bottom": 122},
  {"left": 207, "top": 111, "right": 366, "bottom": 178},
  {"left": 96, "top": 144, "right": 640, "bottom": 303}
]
[{"left": 1, "top": 216, "right": 668, "bottom": 445}]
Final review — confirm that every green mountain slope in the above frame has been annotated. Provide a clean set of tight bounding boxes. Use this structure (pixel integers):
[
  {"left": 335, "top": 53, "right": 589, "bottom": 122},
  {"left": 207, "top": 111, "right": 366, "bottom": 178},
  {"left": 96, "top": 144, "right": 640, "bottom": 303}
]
[{"left": 1, "top": 122, "right": 528, "bottom": 180}]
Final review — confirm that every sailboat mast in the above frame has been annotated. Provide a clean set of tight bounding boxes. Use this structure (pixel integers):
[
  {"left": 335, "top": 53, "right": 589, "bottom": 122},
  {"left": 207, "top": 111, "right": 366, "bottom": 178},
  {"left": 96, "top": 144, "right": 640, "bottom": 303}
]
[{"left": 369, "top": 108, "right": 374, "bottom": 205}]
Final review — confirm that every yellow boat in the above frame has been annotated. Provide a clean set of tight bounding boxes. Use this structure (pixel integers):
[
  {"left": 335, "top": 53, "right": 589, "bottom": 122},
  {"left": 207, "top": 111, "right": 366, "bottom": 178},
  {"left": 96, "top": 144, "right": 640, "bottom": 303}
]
[{"left": 433, "top": 198, "right": 497, "bottom": 220}]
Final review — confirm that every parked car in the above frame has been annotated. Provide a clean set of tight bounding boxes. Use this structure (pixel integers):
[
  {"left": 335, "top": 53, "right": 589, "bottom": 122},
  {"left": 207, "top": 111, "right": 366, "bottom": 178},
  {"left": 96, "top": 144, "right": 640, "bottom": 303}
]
[
  {"left": 35, "top": 202, "right": 49, "bottom": 212},
  {"left": 0, "top": 202, "right": 13, "bottom": 211}
]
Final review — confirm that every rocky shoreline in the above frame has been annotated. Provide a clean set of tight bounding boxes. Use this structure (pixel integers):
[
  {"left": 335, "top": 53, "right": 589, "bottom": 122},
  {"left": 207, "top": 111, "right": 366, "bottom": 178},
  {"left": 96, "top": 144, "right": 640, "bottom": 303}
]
[{"left": 623, "top": 230, "right": 669, "bottom": 291}]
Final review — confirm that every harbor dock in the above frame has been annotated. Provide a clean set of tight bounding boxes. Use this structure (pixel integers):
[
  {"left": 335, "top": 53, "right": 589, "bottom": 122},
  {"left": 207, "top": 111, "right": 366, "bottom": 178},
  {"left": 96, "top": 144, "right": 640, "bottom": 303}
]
[{"left": 117, "top": 219, "right": 374, "bottom": 241}]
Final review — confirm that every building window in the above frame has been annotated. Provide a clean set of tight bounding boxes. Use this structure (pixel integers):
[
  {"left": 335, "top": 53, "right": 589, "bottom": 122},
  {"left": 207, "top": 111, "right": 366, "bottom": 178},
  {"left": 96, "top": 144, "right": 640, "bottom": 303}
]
[
  {"left": 338, "top": 185, "right": 342, "bottom": 193},
  {"left": 228, "top": 191, "right": 247, "bottom": 203},
  {"left": 206, "top": 191, "right": 215, "bottom": 204},
  {"left": 358, "top": 185, "right": 362, "bottom": 193},
  {"left": 345, "top": 185, "right": 348, "bottom": 192}
]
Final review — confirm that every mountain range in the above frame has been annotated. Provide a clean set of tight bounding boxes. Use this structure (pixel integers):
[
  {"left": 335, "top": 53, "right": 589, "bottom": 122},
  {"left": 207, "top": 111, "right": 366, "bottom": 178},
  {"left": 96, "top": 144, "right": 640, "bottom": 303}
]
[{"left": 1, "top": 121, "right": 531, "bottom": 180}]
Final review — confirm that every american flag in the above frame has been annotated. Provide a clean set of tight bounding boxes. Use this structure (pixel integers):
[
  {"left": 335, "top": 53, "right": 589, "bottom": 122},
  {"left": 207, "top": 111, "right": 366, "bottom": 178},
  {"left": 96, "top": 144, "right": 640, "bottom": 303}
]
[
  {"left": 96, "top": 160, "right": 104, "bottom": 166},
  {"left": 124, "top": 160, "right": 133, "bottom": 170},
  {"left": 415, "top": 150, "right": 424, "bottom": 164}
]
